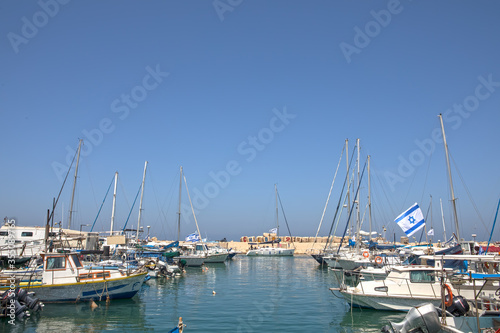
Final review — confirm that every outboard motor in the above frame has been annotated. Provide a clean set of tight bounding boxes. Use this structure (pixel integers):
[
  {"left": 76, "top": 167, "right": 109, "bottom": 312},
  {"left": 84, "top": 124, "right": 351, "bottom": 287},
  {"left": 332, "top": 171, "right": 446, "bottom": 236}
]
[
  {"left": 381, "top": 303, "right": 441, "bottom": 333},
  {"left": 1, "top": 290, "right": 29, "bottom": 320},
  {"left": 17, "top": 288, "right": 44, "bottom": 312},
  {"left": 445, "top": 296, "right": 469, "bottom": 317}
]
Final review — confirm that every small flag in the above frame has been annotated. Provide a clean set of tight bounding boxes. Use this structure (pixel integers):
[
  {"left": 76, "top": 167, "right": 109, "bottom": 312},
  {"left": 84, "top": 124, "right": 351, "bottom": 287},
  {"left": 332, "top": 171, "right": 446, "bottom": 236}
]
[
  {"left": 185, "top": 232, "right": 200, "bottom": 242},
  {"left": 394, "top": 203, "right": 425, "bottom": 237},
  {"left": 427, "top": 229, "right": 434, "bottom": 236},
  {"left": 269, "top": 228, "right": 278, "bottom": 234}
]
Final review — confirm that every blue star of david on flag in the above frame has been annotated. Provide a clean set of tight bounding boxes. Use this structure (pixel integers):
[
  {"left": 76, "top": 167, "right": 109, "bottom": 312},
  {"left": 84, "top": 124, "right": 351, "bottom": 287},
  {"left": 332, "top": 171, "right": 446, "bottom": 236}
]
[{"left": 394, "top": 203, "right": 425, "bottom": 237}]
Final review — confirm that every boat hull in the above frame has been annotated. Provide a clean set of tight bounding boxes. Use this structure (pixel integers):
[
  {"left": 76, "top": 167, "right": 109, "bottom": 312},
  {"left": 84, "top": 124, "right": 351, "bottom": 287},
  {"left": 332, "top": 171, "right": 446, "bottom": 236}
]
[
  {"left": 204, "top": 253, "right": 228, "bottom": 263},
  {"left": 246, "top": 248, "right": 294, "bottom": 256},
  {"left": 1, "top": 272, "right": 147, "bottom": 303},
  {"left": 178, "top": 256, "right": 205, "bottom": 267},
  {"left": 339, "top": 291, "right": 442, "bottom": 311}
]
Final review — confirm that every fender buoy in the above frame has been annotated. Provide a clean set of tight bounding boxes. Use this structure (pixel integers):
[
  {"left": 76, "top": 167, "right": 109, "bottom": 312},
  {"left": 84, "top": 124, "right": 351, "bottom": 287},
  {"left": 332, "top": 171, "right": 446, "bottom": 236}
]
[
  {"left": 444, "top": 284, "right": 453, "bottom": 307},
  {"left": 375, "top": 256, "right": 383, "bottom": 265},
  {"left": 362, "top": 251, "right": 369, "bottom": 258},
  {"left": 146, "top": 260, "right": 156, "bottom": 270}
]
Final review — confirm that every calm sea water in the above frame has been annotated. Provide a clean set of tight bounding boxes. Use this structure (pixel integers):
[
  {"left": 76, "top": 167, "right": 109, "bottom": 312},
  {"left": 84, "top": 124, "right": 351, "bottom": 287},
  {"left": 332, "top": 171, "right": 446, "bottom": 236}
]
[{"left": 2, "top": 256, "right": 406, "bottom": 332}]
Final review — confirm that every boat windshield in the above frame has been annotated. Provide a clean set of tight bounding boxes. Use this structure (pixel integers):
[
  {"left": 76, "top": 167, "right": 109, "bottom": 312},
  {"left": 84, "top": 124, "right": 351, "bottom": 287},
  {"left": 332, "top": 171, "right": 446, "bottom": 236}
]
[
  {"left": 46, "top": 256, "right": 66, "bottom": 270},
  {"left": 71, "top": 254, "right": 82, "bottom": 268},
  {"left": 409, "top": 270, "right": 435, "bottom": 283}
]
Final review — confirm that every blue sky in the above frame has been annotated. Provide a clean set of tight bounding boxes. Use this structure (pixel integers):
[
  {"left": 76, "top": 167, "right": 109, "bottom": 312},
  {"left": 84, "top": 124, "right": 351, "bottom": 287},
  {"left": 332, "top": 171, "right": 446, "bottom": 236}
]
[{"left": 1, "top": 1, "right": 499, "bottom": 242}]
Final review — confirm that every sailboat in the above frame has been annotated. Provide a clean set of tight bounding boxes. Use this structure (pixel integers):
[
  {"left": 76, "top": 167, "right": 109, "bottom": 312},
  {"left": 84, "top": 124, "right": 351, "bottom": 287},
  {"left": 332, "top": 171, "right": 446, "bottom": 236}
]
[
  {"left": 246, "top": 185, "right": 295, "bottom": 256},
  {"left": 177, "top": 167, "right": 229, "bottom": 266}
]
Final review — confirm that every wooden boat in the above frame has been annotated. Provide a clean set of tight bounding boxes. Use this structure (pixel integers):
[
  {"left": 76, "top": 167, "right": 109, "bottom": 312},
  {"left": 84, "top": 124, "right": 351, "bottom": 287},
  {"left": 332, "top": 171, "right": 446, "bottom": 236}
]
[{"left": 0, "top": 252, "right": 147, "bottom": 303}]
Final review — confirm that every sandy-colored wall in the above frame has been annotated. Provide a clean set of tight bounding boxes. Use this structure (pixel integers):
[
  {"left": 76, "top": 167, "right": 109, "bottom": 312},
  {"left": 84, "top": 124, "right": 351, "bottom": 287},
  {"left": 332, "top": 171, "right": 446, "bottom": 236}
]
[{"left": 218, "top": 241, "right": 335, "bottom": 254}]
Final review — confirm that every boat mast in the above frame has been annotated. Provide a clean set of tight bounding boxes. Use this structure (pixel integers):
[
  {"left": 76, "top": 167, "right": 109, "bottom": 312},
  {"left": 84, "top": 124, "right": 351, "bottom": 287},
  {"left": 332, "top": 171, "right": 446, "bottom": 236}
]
[
  {"left": 440, "top": 198, "right": 447, "bottom": 241},
  {"left": 110, "top": 171, "right": 118, "bottom": 235},
  {"left": 136, "top": 161, "right": 148, "bottom": 240},
  {"left": 367, "top": 155, "right": 372, "bottom": 242},
  {"left": 438, "top": 114, "right": 460, "bottom": 241},
  {"left": 355, "top": 138, "right": 361, "bottom": 252},
  {"left": 346, "top": 139, "right": 351, "bottom": 239},
  {"left": 67, "top": 139, "right": 82, "bottom": 230},
  {"left": 275, "top": 184, "right": 279, "bottom": 239},
  {"left": 177, "top": 166, "right": 183, "bottom": 242},
  {"left": 183, "top": 172, "right": 203, "bottom": 246}
]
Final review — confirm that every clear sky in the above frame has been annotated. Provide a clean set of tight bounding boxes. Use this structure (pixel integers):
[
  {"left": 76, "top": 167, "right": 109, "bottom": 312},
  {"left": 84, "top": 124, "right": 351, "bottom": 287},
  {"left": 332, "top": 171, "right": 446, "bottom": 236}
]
[{"left": 1, "top": 1, "right": 499, "bottom": 242}]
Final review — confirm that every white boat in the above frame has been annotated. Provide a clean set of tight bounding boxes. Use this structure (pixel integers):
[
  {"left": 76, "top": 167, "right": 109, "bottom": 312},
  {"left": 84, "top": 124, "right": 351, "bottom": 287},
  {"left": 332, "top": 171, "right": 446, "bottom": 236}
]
[
  {"left": 178, "top": 254, "right": 205, "bottom": 267},
  {"left": 1, "top": 252, "right": 147, "bottom": 302},
  {"left": 331, "top": 264, "right": 456, "bottom": 311},
  {"left": 246, "top": 247, "right": 294, "bottom": 256},
  {"left": 331, "top": 254, "right": 500, "bottom": 312}
]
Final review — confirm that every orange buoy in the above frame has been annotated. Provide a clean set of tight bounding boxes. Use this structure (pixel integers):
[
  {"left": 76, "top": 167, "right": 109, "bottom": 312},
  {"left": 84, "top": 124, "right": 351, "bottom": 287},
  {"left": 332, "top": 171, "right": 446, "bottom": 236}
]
[
  {"left": 362, "top": 251, "right": 369, "bottom": 258},
  {"left": 444, "top": 284, "right": 453, "bottom": 307},
  {"left": 375, "top": 256, "right": 383, "bottom": 265}
]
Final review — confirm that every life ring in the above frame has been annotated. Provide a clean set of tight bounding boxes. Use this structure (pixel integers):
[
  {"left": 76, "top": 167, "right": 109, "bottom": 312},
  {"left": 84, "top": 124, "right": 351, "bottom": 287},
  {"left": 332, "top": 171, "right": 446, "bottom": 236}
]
[
  {"left": 362, "top": 251, "right": 369, "bottom": 258},
  {"left": 375, "top": 256, "right": 383, "bottom": 265},
  {"left": 444, "top": 284, "right": 453, "bottom": 307},
  {"left": 146, "top": 260, "right": 156, "bottom": 270}
]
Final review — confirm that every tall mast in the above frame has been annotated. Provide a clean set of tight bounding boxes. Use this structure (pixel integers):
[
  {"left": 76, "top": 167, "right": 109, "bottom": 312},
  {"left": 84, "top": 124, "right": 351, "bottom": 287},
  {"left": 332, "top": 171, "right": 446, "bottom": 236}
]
[
  {"left": 67, "top": 139, "right": 82, "bottom": 229},
  {"left": 177, "top": 166, "right": 183, "bottom": 242},
  {"left": 110, "top": 171, "right": 118, "bottom": 235},
  {"left": 440, "top": 198, "right": 447, "bottom": 241},
  {"left": 367, "top": 155, "right": 372, "bottom": 241},
  {"left": 136, "top": 161, "right": 148, "bottom": 240},
  {"left": 438, "top": 114, "right": 460, "bottom": 241},
  {"left": 183, "top": 172, "right": 203, "bottom": 246},
  {"left": 275, "top": 184, "right": 279, "bottom": 238},
  {"left": 355, "top": 138, "right": 361, "bottom": 252},
  {"left": 345, "top": 139, "right": 351, "bottom": 239}
]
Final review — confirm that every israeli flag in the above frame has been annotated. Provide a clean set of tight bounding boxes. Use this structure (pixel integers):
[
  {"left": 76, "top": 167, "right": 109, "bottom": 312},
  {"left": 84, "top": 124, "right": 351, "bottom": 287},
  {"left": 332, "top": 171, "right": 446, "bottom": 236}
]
[
  {"left": 185, "top": 232, "right": 200, "bottom": 242},
  {"left": 269, "top": 228, "right": 278, "bottom": 234},
  {"left": 395, "top": 203, "right": 425, "bottom": 237}
]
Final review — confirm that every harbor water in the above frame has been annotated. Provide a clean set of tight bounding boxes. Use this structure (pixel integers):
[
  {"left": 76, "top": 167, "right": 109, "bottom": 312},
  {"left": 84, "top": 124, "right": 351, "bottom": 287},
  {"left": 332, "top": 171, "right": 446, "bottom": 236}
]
[{"left": 2, "top": 256, "right": 406, "bottom": 332}]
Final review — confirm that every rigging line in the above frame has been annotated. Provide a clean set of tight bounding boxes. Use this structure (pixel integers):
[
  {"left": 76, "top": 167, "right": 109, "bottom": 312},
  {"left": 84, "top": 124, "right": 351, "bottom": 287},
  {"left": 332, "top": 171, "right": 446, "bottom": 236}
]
[
  {"left": 449, "top": 152, "right": 486, "bottom": 229},
  {"left": 358, "top": 202, "right": 369, "bottom": 233},
  {"left": 118, "top": 174, "right": 132, "bottom": 211},
  {"left": 486, "top": 198, "right": 500, "bottom": 252},
  {"left": 183, "top": 174, "right": 203, "bottom": 245},
  {"left": 313, "top": 142, "right": 346, "bottom": 245},
  {"left": 401, "top": 163, "right": 419, "bottom": 215},
  {"left": 89, "top": 175, "right": 115, "bottom": 232},
  {"left": 323, "top": 142, "right": 358, "bottom": 252},
  {"left": 420, "top": 146, "right": 434, "bottom": 205},
  {"left": 371, "top": 163, "right": 396, "bottom": 219},
  {"left": 48, "top": 143, "right": 78, "bottom": 223},
  {"left": 147, "top": 167, "right": 165, "bottom": 225},
  {"left": 83, "top": 157, "right": 99, "bottom": 210},
  {"left": 418, "top": 203, "right": 432, "bottom": 244},
  {"left": 121, "top": 184, "right": 142, "bottom": 232},
  {"left": 276, "top": 189, "right": 295, "bottom": 249},
  {"left": 337, "top": 158, "right": 368, "bottom": 254},
  {"left": 332, "top": 180, "right": 353, "bottom": 239}
]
